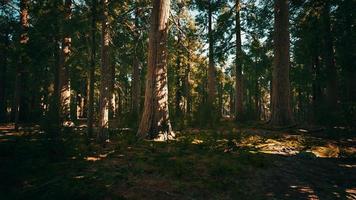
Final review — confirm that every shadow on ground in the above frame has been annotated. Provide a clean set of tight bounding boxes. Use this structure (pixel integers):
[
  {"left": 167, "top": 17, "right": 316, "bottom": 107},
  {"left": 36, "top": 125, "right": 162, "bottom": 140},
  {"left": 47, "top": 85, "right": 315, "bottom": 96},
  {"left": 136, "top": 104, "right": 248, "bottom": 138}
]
[{"left": 0, "top": 123, "right": 355, "bottom": 200}]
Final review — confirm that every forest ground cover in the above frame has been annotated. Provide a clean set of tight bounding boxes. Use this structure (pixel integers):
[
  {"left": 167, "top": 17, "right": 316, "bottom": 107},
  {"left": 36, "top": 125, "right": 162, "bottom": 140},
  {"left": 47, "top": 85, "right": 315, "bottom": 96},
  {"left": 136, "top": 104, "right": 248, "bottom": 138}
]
[{"left": 0, "top": 123, "right": 355, "bottom": 200}]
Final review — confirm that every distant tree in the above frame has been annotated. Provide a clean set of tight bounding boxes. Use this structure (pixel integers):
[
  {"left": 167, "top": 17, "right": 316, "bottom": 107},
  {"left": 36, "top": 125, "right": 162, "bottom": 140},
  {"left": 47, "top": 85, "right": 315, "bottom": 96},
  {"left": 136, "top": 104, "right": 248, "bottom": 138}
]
[{"left": 137, "top": 0, "right": 173, "bottom": 140}]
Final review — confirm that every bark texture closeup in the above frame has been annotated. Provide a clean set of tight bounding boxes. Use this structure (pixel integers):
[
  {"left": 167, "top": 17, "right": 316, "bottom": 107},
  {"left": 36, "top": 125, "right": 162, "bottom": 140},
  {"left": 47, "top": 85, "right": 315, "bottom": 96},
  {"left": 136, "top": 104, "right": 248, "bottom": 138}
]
[
  {"left": 270, "top": 0, "right": 294, "bottom": 126},
  {"left": 137, "top": 0, "right": 173, "bottom": 140}
]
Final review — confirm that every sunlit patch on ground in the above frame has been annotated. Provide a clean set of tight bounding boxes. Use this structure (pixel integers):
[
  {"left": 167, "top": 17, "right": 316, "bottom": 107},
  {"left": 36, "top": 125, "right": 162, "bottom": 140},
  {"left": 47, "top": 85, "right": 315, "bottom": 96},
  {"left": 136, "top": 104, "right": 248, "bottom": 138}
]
[
  {"left": 346, "top": 188, "right": 356, "bottom": 200},
  {"left": 191, "top": 138, "right": 203, "bottom": 144},
  {"left": 84, "top": 150, "right": 116, "bottom": 162},
  {"left": 0, "top": 123, "right": 355, "bottom": 199},
  {"left": 310, "top": 144, "right": 340, "bottom": 158},
  {"left": 290, "top": 185, "right": 319, "bottom": 200}
]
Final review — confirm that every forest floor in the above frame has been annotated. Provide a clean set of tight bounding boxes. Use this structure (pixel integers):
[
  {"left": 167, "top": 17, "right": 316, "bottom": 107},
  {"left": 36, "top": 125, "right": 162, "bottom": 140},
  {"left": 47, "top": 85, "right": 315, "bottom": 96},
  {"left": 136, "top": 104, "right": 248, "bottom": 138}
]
[{"left": 0, "top": 122, "right": 355, "bottom": 200}]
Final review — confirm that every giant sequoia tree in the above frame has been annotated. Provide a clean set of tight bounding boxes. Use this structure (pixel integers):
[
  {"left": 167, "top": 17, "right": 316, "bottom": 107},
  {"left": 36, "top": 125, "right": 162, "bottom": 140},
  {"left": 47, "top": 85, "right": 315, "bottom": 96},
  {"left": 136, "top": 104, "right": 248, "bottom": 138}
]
[
  {"left": 59, "top": 0, "right": 72, "bottom": 122},
  {"left": 98, "top": 0, "right": 111, "bottom": 142},
  {"left": 270, "top": 0, "right": 294, "bottom": 126},
  {"left": 13, "top": 0, "right": 29, "bottom": 130},
  {"left": 137, "top": 0, "right": 173, "bottom": 140}
]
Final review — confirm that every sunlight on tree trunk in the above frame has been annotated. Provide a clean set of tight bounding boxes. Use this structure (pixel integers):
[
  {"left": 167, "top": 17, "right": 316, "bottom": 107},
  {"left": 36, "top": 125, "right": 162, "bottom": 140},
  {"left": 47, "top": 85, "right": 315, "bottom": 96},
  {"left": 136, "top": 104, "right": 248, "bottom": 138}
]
[
  {"left": 59, "top": 0, "right": 72, "bottom": 123},
  {"left": 137, "top": 0, "right": 173, "bottom": 140},
  {"left": 98, "top": 0, "right": 111, "bottom": 143}
]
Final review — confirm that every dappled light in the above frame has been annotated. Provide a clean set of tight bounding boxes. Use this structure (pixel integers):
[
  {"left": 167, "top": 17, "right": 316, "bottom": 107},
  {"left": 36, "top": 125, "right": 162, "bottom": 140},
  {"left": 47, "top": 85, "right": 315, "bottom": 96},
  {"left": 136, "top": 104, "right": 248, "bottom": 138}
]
[
  {"left": 0, "top": 0, "right": 355, "bottom": 199},
  {"left": 0, "top": 123, "right": 355, "bottom": 199}
]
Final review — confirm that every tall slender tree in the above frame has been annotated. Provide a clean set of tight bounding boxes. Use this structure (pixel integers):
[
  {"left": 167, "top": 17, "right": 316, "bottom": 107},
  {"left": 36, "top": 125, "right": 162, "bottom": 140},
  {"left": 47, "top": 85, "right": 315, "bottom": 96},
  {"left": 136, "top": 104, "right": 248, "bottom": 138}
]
[
  {"left": 137, "top": 0, "right": 173, "bottom": 140},
  {"left": 270, "top": 0, "right": 294, "bottom": 126},
  {"left": 13, "top": 0, "right": 29, "bottom": 130},
  {"left": 59, "top": 0, "right": 72, "bottom": 122},
  {"left": 0, "top": 28, "right": 9, "bottom": 122},
  {"left": 207, "top": 1, "right": 216, "bottom": 108},
  {"left": 98, "top": 0, "right": 111, "bottom": 142},
  {"left": 131, "top": 4, "right": 141, "bottom": 122},
  {"left": 87, "top": 0, "right": 97, "bottom": 138},
  {"left": 321, "top": 1, "right": 337, "bottom": 112},
  {"left": 235, "top": 0, "right": 244, "bottom": 121}
]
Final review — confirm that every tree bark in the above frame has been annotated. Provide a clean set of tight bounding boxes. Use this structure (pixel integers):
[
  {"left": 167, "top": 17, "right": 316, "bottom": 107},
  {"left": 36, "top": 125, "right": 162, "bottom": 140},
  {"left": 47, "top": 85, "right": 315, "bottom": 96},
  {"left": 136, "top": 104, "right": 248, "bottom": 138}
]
[
  {"left": 98, "top": 0, "right": 111, "bottom": 143},
  {"left": 235, "top": 0, "right": 244, "bottom": 121},
  {"left": 322, "top": 1, "right": 337, "bottom": 112},
  {"left": 87, "top": 0, "right": 97, "bottom": 138},
  {"left": 13, "top": 0, "right": 29, "bottom": 130},
  {"left": 175, "top": 42, "right": 182, "bottom": 118},
  {"left": 207, "top": 2, "right": 216, "bottom": 107},
  {"left": 131, "top": 6, "right": 141, "bottom": 121},
  {"left": 270, "top": 0, "right": 294, "bottom": 126},
  {"left": 59, "top": 0, "right": 72, "bottom": 122},
  {"left": 0, "top": 29, "right": 9, "bottom": 122},
  {"left": 185, "top": 52, "right": 192, "bottom": 116},
  {"left": 137, "top": 0, "right": 173, "bottom": 140}
]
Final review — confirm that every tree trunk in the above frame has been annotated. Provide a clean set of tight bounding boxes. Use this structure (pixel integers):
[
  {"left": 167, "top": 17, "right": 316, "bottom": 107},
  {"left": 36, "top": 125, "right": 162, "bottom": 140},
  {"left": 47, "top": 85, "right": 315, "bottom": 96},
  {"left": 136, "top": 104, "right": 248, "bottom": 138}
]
[
  {"left": 87, "top": 0, "right": 96, "bottom": 138},
  {"left": 59, "top": 0, "right": 72, "bottom": 122},
  {"left": 175, "top": 46, "right": 182, "bottom": 118},
  {"left": 13, "top": 0, "right": 29, "bottom": 130},
  {"left": 137, "top": 0, "right": 173, "bottom": 140},
  {"left": 185, "top": 54, "right": 192, "bottom": 116},
  {"left": 311, "top": 55, "right": 322, "bottom": 124},
  {"left": 0, "top": 30, "right": 9, "bottom": 122},
  {"left": 132, "top": 57, "right": 141, "bottom": 120},
  {"left": 270, "top": 0, "right": 294, "bottom": 126},
  {"left": 131, "top": 6, "right": 141, "bottom": 122},
  {"left": 207, "top": 2, "right": 216, "bottom": 107},
  {"left": 98, "top": 0, "right": 111, "bottom": 143},
  {"left": 322, "top": 1, "right": 337, "bottom": 112},
  {"left": 235, "top": 0, "right": 244, "bottom": 121}
]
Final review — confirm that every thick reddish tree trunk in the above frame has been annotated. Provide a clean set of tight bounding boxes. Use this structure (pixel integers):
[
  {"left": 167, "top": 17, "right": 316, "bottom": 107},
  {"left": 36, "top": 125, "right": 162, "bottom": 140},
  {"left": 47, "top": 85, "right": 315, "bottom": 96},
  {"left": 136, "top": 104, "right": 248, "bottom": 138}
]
[
  {"left": 13, "top": 0, "right": 29, "bottom": 130},
  {"left": 270, "top": 0, "right": 294, "bottom": 127},
  {"left": 58, "top": 0, "right": 72, "bottom": 123},
  {"left": 137, "top": 0, "right": 173, "bottom": 140},
  {"left": 322, "top": 1, "right": 337, "bottom": 112},
  {"left": 98, "top": 0, "right": 111, "bottom": 142},
  {"left": 235, "top": 0, "right": 244, "bottom": 121}
]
